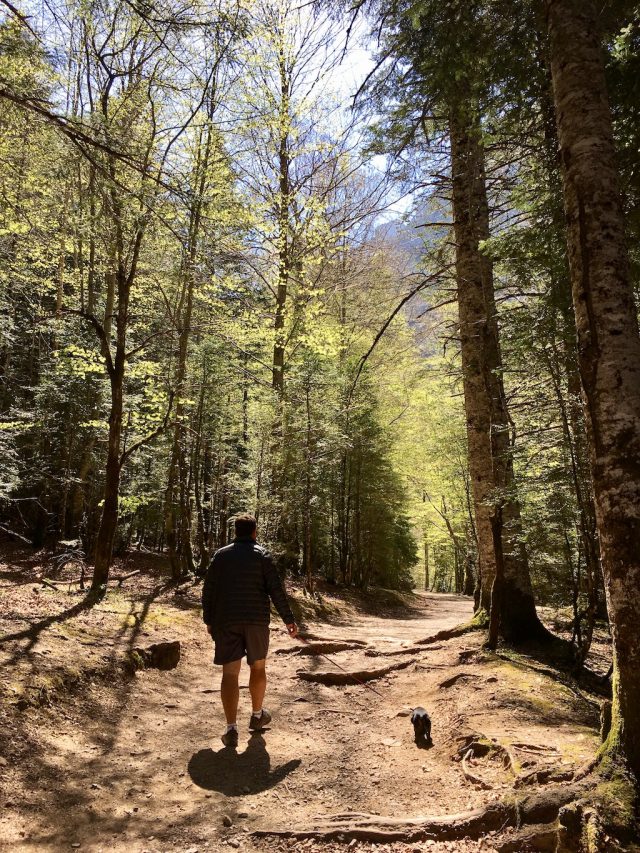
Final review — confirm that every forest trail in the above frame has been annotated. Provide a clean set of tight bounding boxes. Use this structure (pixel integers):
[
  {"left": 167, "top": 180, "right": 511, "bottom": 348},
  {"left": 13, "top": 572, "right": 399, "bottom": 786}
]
[{"left": 1, "top": 561, "right": 604, "bottom": 853}]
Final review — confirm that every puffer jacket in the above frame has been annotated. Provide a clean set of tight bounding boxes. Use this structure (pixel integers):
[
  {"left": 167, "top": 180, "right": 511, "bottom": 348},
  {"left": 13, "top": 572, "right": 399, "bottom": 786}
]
[{"left": 202, "top": 537, "right": 295, "bottom": 630}]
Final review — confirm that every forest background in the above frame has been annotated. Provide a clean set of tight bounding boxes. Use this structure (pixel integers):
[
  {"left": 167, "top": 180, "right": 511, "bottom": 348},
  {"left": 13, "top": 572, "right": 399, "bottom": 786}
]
[{"left": 1, "top": 0, "right": 639, "bottom": 673}]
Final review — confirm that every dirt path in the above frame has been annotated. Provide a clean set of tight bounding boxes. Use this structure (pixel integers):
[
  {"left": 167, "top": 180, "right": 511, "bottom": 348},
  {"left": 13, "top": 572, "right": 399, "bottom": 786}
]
[{"left": 1, "top": 573, "right": 604, "bottom": 853}]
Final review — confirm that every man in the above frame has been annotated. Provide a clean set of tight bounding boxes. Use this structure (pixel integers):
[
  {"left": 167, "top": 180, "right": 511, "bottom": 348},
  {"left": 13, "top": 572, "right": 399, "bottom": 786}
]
[{"left": 202, "top": 513, "right": 298, "bottom": 747}]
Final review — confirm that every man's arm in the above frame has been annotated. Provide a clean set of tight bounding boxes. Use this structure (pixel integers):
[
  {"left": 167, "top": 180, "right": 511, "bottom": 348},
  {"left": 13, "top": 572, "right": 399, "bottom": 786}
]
[
  {"left": 202, "top": 554, "right": 218, "bottom": 632},
  {"left": 262, "top": 550, "right": 296, "bottom": 630}
]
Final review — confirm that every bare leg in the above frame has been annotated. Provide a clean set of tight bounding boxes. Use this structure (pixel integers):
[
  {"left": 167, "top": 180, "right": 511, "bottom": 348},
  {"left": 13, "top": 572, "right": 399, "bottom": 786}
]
[
  {"left": 221, "top": 659, "right": 242, "bottom": 724},
  {"left": 249, "top": 659, "right": 267, "bottom": 713}
]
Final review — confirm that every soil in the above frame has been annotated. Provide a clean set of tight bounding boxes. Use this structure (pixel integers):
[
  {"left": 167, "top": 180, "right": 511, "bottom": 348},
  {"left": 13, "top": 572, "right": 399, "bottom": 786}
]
[{"left": 0, "top": 544, "right": 610, "bottom": 853}]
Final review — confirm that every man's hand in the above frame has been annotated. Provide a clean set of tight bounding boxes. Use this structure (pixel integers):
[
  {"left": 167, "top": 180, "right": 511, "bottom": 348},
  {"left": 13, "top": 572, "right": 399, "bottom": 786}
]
[
  {"left": 206, "top": 624, "right": 214, "bottom": 636},
  {"left": 287, "top": 622, "right": 298, "bottom": 639}
]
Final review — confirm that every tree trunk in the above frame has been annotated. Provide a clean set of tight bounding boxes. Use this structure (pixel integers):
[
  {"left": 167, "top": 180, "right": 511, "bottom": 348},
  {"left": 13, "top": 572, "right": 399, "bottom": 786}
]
[
  {"left": 449, "top": 100, "right": 546, "bottom": 643},
  {"left": 272, "top": 43, "right": 291, "bottom": 394},
  {"left": 545, "top": 0, "right": 640, "bottom": 776},
  {"left": 92, "top": 361, "right": 124, "bottom": 589},
  {"left": 450, "top": 104, "right": 498, "bottom": 614}
]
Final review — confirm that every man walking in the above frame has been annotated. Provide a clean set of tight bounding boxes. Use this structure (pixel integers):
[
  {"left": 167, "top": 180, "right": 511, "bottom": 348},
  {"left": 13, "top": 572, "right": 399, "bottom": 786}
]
[{"left": 202, "top": 513, "right": 298, "bottom": 746}]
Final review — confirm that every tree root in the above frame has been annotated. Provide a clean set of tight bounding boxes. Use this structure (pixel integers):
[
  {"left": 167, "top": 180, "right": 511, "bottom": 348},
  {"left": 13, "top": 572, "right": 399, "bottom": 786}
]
[
  {"left": 252, "top": 784, "right": 586, "bottom": 843},
  {"left": 415, "top": 620, "right": 482, "bottom": 646},
  {"left": 364, "top": 646, "right": 423, "bottom": 657},
  {"left": 461, "top": 749, "right": 494, "bottom": 789},
  {"left": 515, "top": 768, "right": 576, "bottom": 788},
  {"left": 276, "top": 642, "right": 365, "bottom": 656},
  {"left": 454, "top": 734, "right": 518, "bottom": 788},
  {"left": 495, "top": 822, "right": 558, "bottom": 852},
  {"left": 511, "top": 743, "right": 559, "bottom": 754},
  {"left": 299, "top": 632, "right": 367, "bottom": 646},
  {"left": 438, "top": 671, "right": 480, "bottom": 689},
  {"left": 296, "top": 658, "right": 415, "bottom": 686}
]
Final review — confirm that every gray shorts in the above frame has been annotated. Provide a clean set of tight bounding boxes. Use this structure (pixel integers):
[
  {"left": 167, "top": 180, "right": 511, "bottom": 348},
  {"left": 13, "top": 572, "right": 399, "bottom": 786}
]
[{"left": 213, "top": 623, "right": 270, "bottom": 665}]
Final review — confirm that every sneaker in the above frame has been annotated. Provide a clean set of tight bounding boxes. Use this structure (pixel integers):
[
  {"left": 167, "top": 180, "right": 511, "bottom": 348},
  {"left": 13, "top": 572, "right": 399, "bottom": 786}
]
[
  {"left": 221, "top": 728, "right": 239, "bottom": 747},
  {"left": 249, "top": 709, "right": 272, "bottom": 731}
]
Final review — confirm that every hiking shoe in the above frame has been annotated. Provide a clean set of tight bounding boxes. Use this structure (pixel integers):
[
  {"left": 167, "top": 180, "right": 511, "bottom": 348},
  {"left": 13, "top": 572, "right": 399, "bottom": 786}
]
[
  {"left": 249, "top": 709, "right": 272, "bottom": 731},
  {"left": 221, "top": 728, "right": 239, "bottom": 747}
]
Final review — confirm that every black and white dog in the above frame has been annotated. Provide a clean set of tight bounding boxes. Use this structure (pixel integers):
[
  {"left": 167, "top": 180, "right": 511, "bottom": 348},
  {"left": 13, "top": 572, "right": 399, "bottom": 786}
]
[{"left": 411, "top": 706, "right": 432, "bottom": 748}]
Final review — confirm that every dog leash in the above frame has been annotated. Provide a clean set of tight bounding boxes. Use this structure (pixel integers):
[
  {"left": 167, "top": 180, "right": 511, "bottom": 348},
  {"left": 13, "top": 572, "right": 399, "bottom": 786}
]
[{"left": 294, "top": 632, "right": 386, "bottom": 699}]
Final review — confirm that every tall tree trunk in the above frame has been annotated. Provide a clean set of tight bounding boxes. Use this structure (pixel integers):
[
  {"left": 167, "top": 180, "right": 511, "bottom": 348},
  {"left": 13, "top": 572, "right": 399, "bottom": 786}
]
[
  {"left": 450, "top": 105, "right": 497, "bottom": 615},
  {"left": 272, "top": 42, "right": 291, "bottom": 394},
  {"left": 92, "top": 334, "right": 125, "bottom": 589},
  {"left": 545, "top": 0, "right": 640, "bottom": 776},
  {"left": 449, "top": 100, "right": 547, "bottom": 643}
]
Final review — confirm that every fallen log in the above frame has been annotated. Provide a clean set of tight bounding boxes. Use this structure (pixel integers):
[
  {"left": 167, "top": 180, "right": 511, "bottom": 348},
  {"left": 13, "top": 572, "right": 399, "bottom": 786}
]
[
  {"left": 40, "top": 569, "right": 139, "bottom": 589},
  {"left": 0, "top": 523, "right": 32, "bottom": 545},
  {"left": 41, "top": 573, "right": 86, "bottom": 590},
  {"left": 297, "top": 658, "right": 415, "bottom": 686},
  {"left": 112, "top": 569, "right": 140, "bottom": 586},
  {"left": 252, "top": 784, "right": 586, "bottom": 843}
]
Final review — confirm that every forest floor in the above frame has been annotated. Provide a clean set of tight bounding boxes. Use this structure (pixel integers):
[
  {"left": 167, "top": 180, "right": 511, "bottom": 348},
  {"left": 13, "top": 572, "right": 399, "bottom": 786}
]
[{"left": 0, "top": 542, "right": 619, "bottom": 853}]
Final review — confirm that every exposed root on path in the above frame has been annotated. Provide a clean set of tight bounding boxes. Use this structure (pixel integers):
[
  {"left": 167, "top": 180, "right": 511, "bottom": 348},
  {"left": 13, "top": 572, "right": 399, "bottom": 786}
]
[
  {"left": 454, "top": 732, "right": 518, "bottom": 789},
  {"left": 365, "top": 646, "right": 424, "bottom": 657},
  {"left": 275, "top": 641, "right": 364, "bottom": 656},
  {"left": 252, "top": 783, "right": 586, "bottom": 843},
  {"left": 415, "top": 617, "right": 484, "bottom": 647},
  {"left": 495, "top": 823, "right": 558, "bottom": 852},
  {"left": 438, "top": 671, "right": 481, "bottom": 689},
  {"left": 461, "top": 748, "right": 494, "bottom": 789},
  {"left": 296, "top": 658, "right": 415, "bottom": 686},
  {"left": 515, "top": 767, "right": 575, "bottom": 788},
  {"left": 299, "top": 632, "right": 367, "bottom": 646}
]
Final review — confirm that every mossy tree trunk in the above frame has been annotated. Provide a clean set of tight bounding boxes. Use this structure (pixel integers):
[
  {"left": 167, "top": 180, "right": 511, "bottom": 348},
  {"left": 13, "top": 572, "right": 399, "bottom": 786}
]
[
  {"left": 449, "top": 98, "right": 546, "bottom": 644},
  {"left": 545, "top": 0, "right": 640, "bottom": 776}
]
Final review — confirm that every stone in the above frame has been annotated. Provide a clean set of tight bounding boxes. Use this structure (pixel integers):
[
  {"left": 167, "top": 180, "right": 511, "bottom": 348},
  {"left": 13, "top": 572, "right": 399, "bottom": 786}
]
[{"left": 222, "top": 815, "right": 233, "bottom": 827}]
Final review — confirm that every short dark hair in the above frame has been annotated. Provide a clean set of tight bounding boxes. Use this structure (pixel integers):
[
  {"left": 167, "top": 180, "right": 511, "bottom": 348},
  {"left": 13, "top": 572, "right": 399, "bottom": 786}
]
[{"left": 234, "top": 513, "right": 257, "bottom": 538}]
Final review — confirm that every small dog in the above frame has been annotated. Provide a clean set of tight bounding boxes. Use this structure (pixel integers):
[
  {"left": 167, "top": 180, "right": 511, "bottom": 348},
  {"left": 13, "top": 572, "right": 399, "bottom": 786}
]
[{"left": 411, "top": 706, "right": 432, "bottom": 748}]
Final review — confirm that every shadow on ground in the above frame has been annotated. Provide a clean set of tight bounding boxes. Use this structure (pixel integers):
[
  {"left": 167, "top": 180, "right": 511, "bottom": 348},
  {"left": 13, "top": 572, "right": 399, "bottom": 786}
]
[{"left": 188, "top": 733, "right": 301, "bottom": 796}]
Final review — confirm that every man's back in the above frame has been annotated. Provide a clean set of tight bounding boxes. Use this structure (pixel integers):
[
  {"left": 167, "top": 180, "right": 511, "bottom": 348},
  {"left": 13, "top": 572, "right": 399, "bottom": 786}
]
[
  {"left": 201, "top": 514, "right": 298, "bottom": 746},
  {"left": 202, "top": 536, "right": 294, "bottom": 631}
]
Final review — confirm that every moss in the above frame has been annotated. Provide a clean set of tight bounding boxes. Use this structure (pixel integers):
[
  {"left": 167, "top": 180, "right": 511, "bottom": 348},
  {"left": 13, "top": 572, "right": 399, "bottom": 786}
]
[
  {"left": 125, "top": 650, "right": 146, "bottom": 674},
  {"left": 592, "top": 757, "right": 637, "bottom": 826},
  {"left": 143, "top": 607, "right": 191, "bottom": 628},
  {"left": 470, "top": 608, "right": 489, "bottom": 628}
]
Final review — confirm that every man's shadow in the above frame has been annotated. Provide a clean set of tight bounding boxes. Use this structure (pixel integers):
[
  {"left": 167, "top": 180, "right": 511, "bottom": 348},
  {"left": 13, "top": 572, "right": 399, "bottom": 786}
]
[{"left": 188, "top": 733, "right": 301, "bottom": 796}]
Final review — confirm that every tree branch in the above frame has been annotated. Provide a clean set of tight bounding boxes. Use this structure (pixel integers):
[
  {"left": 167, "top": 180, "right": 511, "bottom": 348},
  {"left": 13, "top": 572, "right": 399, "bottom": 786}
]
[{"left": 120, "top": 391, "right": 174, "bottom": 466}]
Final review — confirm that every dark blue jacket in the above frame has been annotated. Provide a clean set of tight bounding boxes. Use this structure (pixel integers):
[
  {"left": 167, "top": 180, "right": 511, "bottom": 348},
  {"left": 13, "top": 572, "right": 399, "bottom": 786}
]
[{"left": 202, "top": 537, "right": 295, "bottom": 630}]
